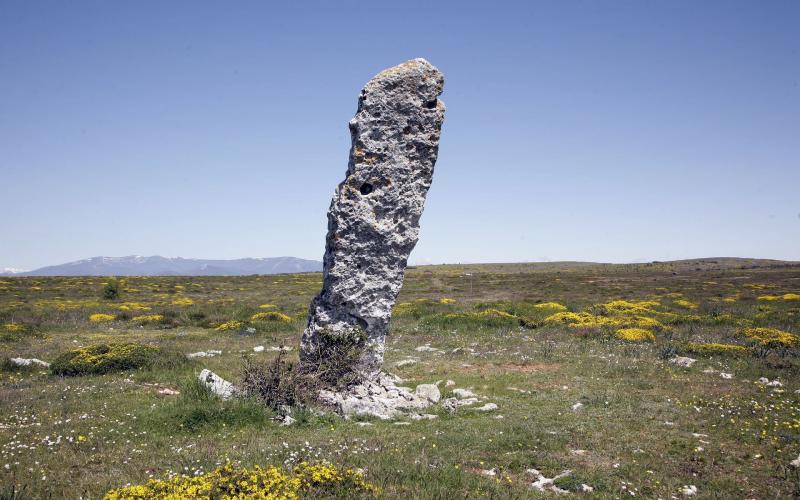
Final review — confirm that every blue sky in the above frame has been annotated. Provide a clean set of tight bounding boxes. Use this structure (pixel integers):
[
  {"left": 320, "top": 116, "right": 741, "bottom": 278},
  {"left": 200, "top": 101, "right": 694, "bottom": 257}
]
[{"left": 1, "top": 1, "right": 798, "bottom": 270}]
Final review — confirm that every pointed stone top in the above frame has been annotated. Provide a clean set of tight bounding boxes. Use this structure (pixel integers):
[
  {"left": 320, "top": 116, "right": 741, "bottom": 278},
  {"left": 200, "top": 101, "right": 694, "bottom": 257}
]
[{"left": 365, "top": 58, "right": 444, "bottom": 111}]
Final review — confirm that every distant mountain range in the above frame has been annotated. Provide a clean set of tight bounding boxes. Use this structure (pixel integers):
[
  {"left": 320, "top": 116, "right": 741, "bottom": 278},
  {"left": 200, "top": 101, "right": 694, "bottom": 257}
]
[{"left": 0, "top": 256, "right": 322, "bottom": 277}]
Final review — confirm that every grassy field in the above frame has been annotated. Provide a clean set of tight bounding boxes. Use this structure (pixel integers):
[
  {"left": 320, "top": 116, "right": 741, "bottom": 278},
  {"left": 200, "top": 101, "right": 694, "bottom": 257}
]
[{"left": 2, "top": 258, "right": 800, "bottom": 498}]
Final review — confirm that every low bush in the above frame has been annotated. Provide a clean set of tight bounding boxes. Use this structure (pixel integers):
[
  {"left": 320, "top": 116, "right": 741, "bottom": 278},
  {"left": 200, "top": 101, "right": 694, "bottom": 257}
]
[
  {"left": 50, "top": 342, "right": 180, "bottom": 376},
  {"left": 251, "top": 311, "right": 292, "bottom": 322},
  {"left": 103, "top": 461, "right": 378, "bottom": 499}
]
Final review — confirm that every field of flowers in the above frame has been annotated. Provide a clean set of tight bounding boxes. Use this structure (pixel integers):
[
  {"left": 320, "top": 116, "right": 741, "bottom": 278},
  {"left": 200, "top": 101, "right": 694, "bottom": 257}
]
[{"left": 1, "top": 259, "right": 799, "bottom": 497}]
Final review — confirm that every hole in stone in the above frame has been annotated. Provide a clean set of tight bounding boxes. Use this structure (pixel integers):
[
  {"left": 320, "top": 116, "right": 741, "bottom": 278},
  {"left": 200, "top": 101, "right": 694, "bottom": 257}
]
[
  {"left": 424, "top": 99, "right": 437, "bottom": 109},
  {"left": 359, "top": 182, "right": 374, "bottom": 195},
  {"left": 402, "top": 126, "right": 412, "bottom": 134}
]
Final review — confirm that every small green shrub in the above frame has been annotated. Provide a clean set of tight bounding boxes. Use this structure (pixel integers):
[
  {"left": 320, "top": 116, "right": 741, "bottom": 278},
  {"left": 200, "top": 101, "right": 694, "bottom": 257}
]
[
  {"left": 50, "top": 342, "right": 176, "bottom": 376},
  {"left": 101, "top": 280, "right": 121, "bottom": 300}
]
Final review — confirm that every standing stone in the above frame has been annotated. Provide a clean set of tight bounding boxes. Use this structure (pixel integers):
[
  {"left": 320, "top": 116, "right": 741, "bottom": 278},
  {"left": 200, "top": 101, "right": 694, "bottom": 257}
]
[{"left": 301, "top": 58, "right": 445, "bottom": 376}]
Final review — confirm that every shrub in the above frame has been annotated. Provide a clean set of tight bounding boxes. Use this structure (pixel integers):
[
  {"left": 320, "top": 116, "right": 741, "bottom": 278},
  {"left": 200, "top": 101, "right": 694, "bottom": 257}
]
[
  {"left": 103, "top": 461, "right": 378, "bottom": 499},
  {"left": 215, "top": 320, "right": 244, "bottom": 331},
  {"left": 50, "top": 343, "right": 168, "bottom": 376},
  {"left": 297, "top": 328, "right": 366, "bottom": 388},
  {"left": 89, "top": 313, "right": 115, "bottom": 322},
  {"left": 251, "top": 311, "right": 292, "bottom": 322},
  {"left": 241, "top": 350, "right": 306, "bottom": 410},
  {"left": 243, "top": 328, "right": 367, "bottom": 410},
  {"left": 742, "top": 327, "right": 798, "bottom": 347},
  {"left": 131, "top": 314, "right": 164, "bottom": 323},
  {"left": 614, "top": 328, "right": 655, "bottom": 342},
  {"left": 534, "top": 302, "right": 568, "bottom": 312},
  {"left": 101, "top": 280, "right": 120, "bottom": 300}
]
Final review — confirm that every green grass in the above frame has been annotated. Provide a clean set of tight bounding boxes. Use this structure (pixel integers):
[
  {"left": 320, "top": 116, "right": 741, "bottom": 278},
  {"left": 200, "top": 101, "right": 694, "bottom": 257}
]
[{"left": 1, "top": 260, "right": 799, "bottom": 497}]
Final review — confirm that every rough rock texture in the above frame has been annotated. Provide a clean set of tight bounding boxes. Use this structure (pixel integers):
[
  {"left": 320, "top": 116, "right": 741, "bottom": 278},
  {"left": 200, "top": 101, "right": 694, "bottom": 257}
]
[
  {"left": 10, "top": 357, "right": 50, "bottom": 368},
  {"left": 301, "top": 58, "right": 445, "bottom": 375},
  {"left": 198, "top": 369, "right": 235, "bottom": 400},
  {"left": 318, "top": 373, "right": 439, "bottom": 420}
]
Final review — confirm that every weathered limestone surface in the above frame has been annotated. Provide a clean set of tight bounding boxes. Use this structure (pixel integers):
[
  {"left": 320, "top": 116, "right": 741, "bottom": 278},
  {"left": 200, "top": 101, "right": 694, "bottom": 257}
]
[{"left": 301, "top": 58, "right": 445, "bottom": 375}]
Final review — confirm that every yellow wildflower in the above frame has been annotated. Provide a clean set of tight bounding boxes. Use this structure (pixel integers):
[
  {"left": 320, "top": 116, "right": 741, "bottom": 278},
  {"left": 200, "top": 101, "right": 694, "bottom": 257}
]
[
  {"left": 742, "top": 327, "right": 798, "bottom": 347},
  {"left": 89, "top": 313, "right": 115, "bottom": 322},
  {"left": 534, "top": 302, "right": 568, "bottom": 311},
  {"left": 251, "top": 312, "right": 292, "bottom": 322},
  {"left": 614, "top": 328, "right": 655, "bottom": 342},
  {"left": 215, "top": 320, "right": 244, "bottom": 331}
]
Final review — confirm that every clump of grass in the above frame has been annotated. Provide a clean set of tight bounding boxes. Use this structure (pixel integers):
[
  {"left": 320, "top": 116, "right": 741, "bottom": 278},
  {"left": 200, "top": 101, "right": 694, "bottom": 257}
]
[
  {"left": 421, "top": 309, "right": 523, "bottom": 329},
  {"left": 553, "top": 474, "right": 587, "bottom": 492},
  {"left": 50, "top": 342, "right": 181, "bottom": 376},
  {"left": 104, "top": 461, "right": 378, "bottom": 499},
  {"left": 155, "top": 377, "right": 270, "bottom": 432}
]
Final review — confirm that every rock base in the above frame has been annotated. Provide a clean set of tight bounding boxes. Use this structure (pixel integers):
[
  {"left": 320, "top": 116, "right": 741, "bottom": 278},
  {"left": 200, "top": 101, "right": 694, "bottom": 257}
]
[{"left": 318, "top": 373, "right": 441, "bottom": 420}]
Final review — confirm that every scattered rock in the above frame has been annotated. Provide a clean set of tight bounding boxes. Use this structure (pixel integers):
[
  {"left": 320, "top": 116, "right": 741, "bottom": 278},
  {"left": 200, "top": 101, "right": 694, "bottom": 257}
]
[
  {"left": 267, "top": 346, "right": 292, "bottom": 352},
  {"left": 188, "top": 350, "right": 223, "bottom": 359},
  {"left": 415, "top": 345, "right": 439, "bottom": 352},
  {"left": 157, "top": 388, "right": 180, "bottom": 396},
  {"left": 9, "top": 357, "right": 50, "bottom": 368},
  {"left": 441, "top": 396, "right": 479, "bottom": 414},
  {"left": 452, "top": 388, "right": 476, "bottom": 399},
  {"left": 198, "top": 369, "right": 235, "bottom": 400},
  {"left": 299, "top": 58, "right": 446, "bottom": 375},
  {"left": 475, "top": 403, "right": 498, "bottom": 412},
  {"left": 669, "top": 356, "right": 696, "bottom": 368},
  {"left": 681, "top": 485, "right": 698, "bottom": 496},
  {"left": 445, "top": 380, "right": 456, "bottom": 387},
  {"left": 415, "top": 384, "right": 441, "bottom": 403},
  {"left": 253, "top": 345, "right": 265, "bottom": 353},
  {"left": 319, "top": 373, "right": 437, "bottom": 420},
  {"left": 395, "top": 359, "right": 418, "bottom": 368},
  {"left": 527, "top": 468, "right": 573, "bottom": 494},
  {"left": 410, "top": 413, "right": 438, "bottom": 421},
  {"left": 571, "top": 402, "right": 584, "bottom": 411},
  {"left": 790, "top": 454, "right": 800, "bottom": 467},
  {"left": 720, "top": 372, "right": 733, "bottom": 379},
  {"left": 280, "top": 414, "right": 296, "bottom": 426}
]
